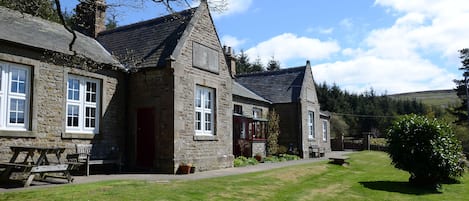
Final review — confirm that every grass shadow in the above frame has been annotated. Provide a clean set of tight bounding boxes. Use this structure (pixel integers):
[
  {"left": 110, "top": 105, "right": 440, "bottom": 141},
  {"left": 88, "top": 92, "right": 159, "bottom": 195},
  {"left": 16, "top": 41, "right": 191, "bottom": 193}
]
[{"left": 359, "top": 181, "right": 442, "bottom": 195}]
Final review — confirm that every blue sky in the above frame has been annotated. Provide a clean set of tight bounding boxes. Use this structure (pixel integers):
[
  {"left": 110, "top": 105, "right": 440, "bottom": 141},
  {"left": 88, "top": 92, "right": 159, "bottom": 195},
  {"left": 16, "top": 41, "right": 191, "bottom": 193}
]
[{"left": 62, "top": 0, "right": 469, "bottom": 94}]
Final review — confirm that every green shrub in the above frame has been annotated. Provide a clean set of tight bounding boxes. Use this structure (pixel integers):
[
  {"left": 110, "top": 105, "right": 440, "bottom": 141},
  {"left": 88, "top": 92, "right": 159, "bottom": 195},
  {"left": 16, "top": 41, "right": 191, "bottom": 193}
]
[
  {"left": 264, "top": 156, "right": 280, "bottom": 162},
  {"left": 279, "top": 154, "right": 300, "bottom": 161},
  {"left": 233, "top": 156, "right": 259, "bottom": 167},
  {"left": 386, "top": 114, "right": 466, "bottom": 188},
  {"left": 370, "top": 138, "right": 387, "bottom": 146}
]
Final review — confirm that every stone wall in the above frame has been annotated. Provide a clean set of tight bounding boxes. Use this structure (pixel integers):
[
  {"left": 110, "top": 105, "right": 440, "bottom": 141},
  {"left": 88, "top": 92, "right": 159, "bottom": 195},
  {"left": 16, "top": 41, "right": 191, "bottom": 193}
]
[
  {"left": 232, "top": 96, "right": 270, "bottom": 119},
  {"left": 0, "top": 44, "right": 126, "bottom": 162},
  {"left": 251, "top": 141, "right": 266, "bottom": 158},
  {"left": 170, "top": 4, "right": 233, "bottom": 172},
  {"left": 127, "top": 68, "right": 175, "bottom": 173},
  {"left": 300, "top": 65, "right": 330, "bottom": 158}
]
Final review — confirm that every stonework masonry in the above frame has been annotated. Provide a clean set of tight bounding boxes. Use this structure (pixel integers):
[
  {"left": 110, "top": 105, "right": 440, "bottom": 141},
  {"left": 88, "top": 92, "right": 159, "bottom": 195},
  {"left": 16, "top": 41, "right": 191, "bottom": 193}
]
[
  {"left": 0, "top": 44, "right": 126, "bottom": 162},
  {"left": 171, "top": 4, "right": 233, "bottom": 172}
]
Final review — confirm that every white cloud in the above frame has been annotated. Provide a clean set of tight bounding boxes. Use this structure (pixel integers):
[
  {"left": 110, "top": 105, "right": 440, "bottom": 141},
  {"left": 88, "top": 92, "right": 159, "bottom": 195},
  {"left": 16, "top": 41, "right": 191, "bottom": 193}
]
[
  {"left": 372, "top": 0, "right": 469, "bottom": 57},
  {"left": 221, "top": 35, "right": 246, "bottom": 49},
  {"left": 312, "top": 1, "right": 469, "bottom": 93},
  {"left": 245, "top": 33, "right": 340, "bottom": 66},
  {"left": 312, "top": 56, "right": 457, "bottom": 94}
]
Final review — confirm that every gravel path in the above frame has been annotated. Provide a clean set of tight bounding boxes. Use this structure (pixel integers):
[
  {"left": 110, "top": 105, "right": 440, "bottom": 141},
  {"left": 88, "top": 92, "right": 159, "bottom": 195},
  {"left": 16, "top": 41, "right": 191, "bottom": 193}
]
[{"left": 0, "top": 151, "right": 352, "bottom": 192}]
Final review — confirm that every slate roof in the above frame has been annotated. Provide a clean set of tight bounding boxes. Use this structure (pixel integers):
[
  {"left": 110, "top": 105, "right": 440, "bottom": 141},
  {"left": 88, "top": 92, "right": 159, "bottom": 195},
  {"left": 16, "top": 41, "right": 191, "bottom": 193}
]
[
  {"left": 232, "top": 81, "right": 271, "bottom": 104},
  {"left": 0, "top": 7, "right": 121, "bottom": 67},
  {"left": 97, "top": 8, "right": 197, "bottom": 69},
  {"left": 236, "top": 66, "right": 306, "bottom": 104}
]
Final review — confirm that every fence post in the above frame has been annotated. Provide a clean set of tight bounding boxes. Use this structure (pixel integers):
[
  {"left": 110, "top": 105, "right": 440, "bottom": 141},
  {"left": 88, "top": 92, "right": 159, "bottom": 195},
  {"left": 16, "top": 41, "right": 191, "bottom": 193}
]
[{"left": 362, "top": 132, "right": 372, "bottom": 150}]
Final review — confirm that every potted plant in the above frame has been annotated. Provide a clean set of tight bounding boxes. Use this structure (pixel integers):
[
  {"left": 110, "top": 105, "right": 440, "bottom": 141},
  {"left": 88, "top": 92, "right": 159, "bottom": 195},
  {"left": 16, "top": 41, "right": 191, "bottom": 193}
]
[
  {"left": 254, "top": 153, "right": 263, "bottom": 162},
  {"left": 177, "top": 162, "right": 192, "bottom": 174}
]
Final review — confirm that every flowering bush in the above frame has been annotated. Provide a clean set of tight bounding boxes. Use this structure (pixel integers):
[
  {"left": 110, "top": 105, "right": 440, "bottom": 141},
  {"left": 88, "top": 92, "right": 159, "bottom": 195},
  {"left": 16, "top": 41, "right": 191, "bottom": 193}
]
[{"left": 386, "top": 114, "right": 466, "bottom": 188}]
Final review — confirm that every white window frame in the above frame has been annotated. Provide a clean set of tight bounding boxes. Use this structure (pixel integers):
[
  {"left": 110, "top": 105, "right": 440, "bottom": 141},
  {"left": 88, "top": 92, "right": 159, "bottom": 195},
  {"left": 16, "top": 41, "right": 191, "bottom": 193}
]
[
  {"left": 0, "top": 62, "right": 31, "bottom": 131},
  {"left": 322, "top": 120, "right": 328, "bottom": 142},
  {"left": 252, "top": 108, "right": 262, "bottom": 119},
  {"left": 195, "top": 85, "right": 215, "bottom": 136},
  {"left": 66, "top": 75, "right": 100, "bottom": 134},
  {"left": 308, "top": 111, "right": 315, "bottom": 139}
]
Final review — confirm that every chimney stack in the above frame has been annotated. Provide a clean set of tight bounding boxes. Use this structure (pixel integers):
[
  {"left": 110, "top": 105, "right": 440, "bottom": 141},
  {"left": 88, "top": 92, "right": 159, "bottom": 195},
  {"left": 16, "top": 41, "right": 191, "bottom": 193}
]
[
  {"left": 74, "top": 0, "right": 106, "bottom": 38},
  {"left": 223, "top": 46, "right": 236, "bottom": 77}
]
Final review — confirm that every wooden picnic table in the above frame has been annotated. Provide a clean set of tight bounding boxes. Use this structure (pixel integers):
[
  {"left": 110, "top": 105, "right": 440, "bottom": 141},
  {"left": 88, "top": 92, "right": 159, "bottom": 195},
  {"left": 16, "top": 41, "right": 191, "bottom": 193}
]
[
  {"left": 0, "top": 146, "right": 74, "bottom": 187},
  {"left": 329, "top": 156, "right": 350, "bottom": 166}
]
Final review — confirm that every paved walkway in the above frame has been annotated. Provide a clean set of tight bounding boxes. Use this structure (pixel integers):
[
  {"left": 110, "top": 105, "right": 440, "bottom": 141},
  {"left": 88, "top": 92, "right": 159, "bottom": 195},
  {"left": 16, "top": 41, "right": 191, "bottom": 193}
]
[{"left": 0, "top": 151, "right": 351, "bottom": 192}]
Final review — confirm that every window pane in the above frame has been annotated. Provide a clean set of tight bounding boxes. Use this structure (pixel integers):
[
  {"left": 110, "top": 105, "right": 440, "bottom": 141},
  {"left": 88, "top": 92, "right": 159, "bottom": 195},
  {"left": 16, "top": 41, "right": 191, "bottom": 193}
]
[
  {"left": 204, "top": 91, "right": 211, "bottom": 109},
  {"left": 67, "top": 105, "right": 79, "bottom": 127},
  {"left": 68, "top": 78, "right": 80, "bottom": 100},
  {"left": 0, "top": 66, "right": 2, "bottom": 90},
  {"left": 195, "top": 112, "right": 201, "bottom": 130},
  {"left": 195, "top": 89, "right": 201, "bottom": 108},
  {"left": 10, "top": 68, "right": 27, "bottom": 94},
  {"left": 205, "top": 113, "right": 211, "bottom": 131},
  {"left": 86, "top": 82, "right": 97, "bottom": 103},
  {"left": 85, "top": 107, "right": 96, "bottom": 128},
  {"left": 9, "top": 99, "right": 25, "bottom": 124}
]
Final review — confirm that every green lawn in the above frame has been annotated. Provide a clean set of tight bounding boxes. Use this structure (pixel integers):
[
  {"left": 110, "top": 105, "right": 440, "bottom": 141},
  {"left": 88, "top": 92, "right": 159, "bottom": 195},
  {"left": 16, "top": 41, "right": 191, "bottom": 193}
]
[{"left": 1, "top": 151, "right": 467, "bottom": 201}]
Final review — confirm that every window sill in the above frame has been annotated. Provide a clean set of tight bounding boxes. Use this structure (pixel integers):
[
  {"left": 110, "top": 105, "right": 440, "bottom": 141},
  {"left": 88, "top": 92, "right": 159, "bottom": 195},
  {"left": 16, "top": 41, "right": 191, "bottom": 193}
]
[
  {"left": 62, "top": 132, "right": 97, "bottom": 139},
  {"left": 308, "top": 138, "right": 316, "bottom": 142},
  {"left": 193, "top": 135, "right": 218, "bottom": 141},
  {"left": 0, "top": 130, "right": 35, "bottom": 138}
]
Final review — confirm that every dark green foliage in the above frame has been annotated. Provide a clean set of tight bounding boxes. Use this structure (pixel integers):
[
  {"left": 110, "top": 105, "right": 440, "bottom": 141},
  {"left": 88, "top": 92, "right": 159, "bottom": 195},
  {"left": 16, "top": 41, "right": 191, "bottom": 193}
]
[
  {"left": 0, "top": 0, "right": 60, "bottom": 22},
  {"left": 386, "top": 114, "right": 465, "bottom": 188},
  {"left": 267, "top": 109, "right": 280, "bottom": 156},
  {"left": 264, "top": 154, "right": 300, "bottom": 162},
  {"left": 453, "top": 48, "right": 469, "bottom": 123},
  {"left": 106, "top": 13, "right": 118, "bottom": 30},
  {"left": 233, "top": 156, "right": 259, "bottom": 167},
  {"left": 234, "top": 51, "right": 264, "bottom": 74},
  {"left": 330, "top": 115, "right": 349, "bottom": 138},
  {"left": 251, "top": 57, "right": 264, "bottom": 72},
  {"left": 316, "top": 82, "right": 427, "bottom": 137},
  {"left": 266, "top": 56, "right": 280, "bottom": 71},
  {"left": 234, "top": 50, "right": 252, "bottom": 74}
]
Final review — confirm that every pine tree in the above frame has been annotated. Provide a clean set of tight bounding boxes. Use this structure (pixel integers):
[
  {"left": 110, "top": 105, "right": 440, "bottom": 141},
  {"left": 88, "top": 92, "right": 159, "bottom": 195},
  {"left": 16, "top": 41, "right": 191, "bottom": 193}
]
[
  {"left": 454, "top": 48, "right": 469, "bottom": 123},
  {"left": 235, "top": 50, "right": 252, "bottom": 74},
  {"left": 251, "top": 57, "right": 264, "bottom": 72},
  {"left": 266, "top": 56, "right": 280, "bottom": 71}
]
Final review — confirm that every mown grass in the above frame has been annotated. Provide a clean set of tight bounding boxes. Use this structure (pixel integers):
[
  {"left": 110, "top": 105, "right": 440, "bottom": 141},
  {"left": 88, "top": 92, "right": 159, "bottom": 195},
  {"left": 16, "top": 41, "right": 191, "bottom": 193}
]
[{"left": 1, "top": 151, "right": 467, "bottom": 201}]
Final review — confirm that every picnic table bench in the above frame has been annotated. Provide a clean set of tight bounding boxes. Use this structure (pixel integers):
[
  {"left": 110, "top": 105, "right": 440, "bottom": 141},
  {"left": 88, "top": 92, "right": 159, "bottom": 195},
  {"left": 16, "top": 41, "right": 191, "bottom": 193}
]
[
  {"left": 309, "top": 145, "right": 326, "bottom": 158},
  {"left": 66, "top": 144, "right": 122, "bottom": 176},
  {"left": 0, "top": 146, "right": 74, "bottom": 187},
  {"left": 329, "top": 156, "right": 350, "bottom": 166}
]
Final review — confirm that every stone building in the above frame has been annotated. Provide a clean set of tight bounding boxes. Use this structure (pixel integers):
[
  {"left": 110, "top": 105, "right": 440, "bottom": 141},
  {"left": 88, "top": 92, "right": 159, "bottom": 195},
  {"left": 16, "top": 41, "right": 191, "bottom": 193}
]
[
  {"left": 97, "top": 1, "right": 234, "bottom": 173},
  {"left": 0, "top": 6, "right": 126, "bottom": 160},
  {"left": 236, "top": 62, "right": 331, "bottom": 158},
  {"left": 0, "top": 0, "right": 330, "bottom": 174},
  {"left": 232, "top": 80, "right": 271, "bottom": 158}
]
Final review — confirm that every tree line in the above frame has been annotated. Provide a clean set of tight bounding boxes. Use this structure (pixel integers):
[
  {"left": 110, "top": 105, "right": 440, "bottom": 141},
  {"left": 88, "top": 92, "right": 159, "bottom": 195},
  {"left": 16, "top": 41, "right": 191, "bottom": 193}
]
[{"left": 315, "top": 83, "right": 432, "bottom": 137}]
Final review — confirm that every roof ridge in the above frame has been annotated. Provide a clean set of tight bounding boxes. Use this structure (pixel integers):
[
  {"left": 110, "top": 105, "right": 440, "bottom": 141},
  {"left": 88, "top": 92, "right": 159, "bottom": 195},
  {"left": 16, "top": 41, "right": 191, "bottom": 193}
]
[
  {"left": 98, "top": 7, "right": 197, "bottom": 36},
  {"left": 236, "top": 65, "right": 306, "bottom": 77}
]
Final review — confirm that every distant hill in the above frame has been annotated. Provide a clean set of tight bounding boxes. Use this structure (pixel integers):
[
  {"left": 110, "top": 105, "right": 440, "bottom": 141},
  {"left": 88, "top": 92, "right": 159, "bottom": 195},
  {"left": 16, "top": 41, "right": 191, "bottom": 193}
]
[{"left": 388, "top": 89, "right": 460, "bottom": 108}]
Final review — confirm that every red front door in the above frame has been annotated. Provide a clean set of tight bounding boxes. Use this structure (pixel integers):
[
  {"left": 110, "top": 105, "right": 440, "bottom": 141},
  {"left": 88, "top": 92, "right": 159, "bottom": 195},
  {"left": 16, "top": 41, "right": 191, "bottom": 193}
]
[{"left": 136, "top": 108, "right": 155, "bottom": 168}]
